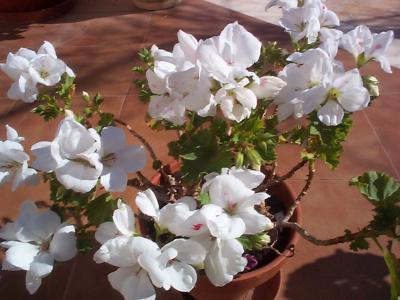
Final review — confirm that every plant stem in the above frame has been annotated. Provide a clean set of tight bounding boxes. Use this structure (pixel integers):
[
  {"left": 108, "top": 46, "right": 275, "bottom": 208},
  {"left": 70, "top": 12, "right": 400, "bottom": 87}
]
[
  {"left": 283, "top": 161, "right": 315, "bottom": 222},
  {"left": 255, "top": 159, "right": 307, "bottom": 192},
  {"left": 279, "top": 221, "right": 375, "bottom": 246},
  {"left": 114, "top": 118, "right": 168, "bottom": 179}
]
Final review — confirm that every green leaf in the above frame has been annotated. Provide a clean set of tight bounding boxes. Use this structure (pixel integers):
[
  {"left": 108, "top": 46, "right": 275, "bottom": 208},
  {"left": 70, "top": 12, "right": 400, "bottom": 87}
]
[
  {"left": 180, "top": 153, "right": 197, "bottom": 160},
  {"left": 237, "top": 233, "right": 270, "bottom": 251},
  {"left": 350, "top": 172, "right": 400, "bottom": 205},
  {"left": 86, "top": 193, "right": 118, "bottom": 227},
  {"left": 170, "top": 129, "right": 233, "bottom": 184},
  {"left": 307, "top": 112, "right": 353, "bottom": 168},
  {"left": 346, "top": 230, "right": 370, "bottom": 252}
]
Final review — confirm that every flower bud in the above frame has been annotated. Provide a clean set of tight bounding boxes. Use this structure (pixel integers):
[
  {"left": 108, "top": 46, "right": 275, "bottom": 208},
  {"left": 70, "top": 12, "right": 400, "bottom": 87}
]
[
  {"left": 249, "top": 76, "right": 286, "bottom": 100},
  {"left": 235, "top": 152, "right": 244, "bottom": 168},
  {"left": 245, "top": 149, "right": 263, "bottom": 170},
  {"left": 363, "top": 75, "right": 380, "bottom": 98}
]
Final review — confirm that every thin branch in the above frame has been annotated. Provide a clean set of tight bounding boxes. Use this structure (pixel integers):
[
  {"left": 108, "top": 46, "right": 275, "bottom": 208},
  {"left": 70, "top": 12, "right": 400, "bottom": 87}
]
[
  {"left": 114, "top": 119, "right": 158, "bottom": 162},
  {"left": 283, "top": 161, "right": 315, "bottom": 222},
  {"left": 280, "top": 221, "right": 375, "bottom": 246},
  {"left": 255, "top": 159, "right": 307, "bottom": 192}
]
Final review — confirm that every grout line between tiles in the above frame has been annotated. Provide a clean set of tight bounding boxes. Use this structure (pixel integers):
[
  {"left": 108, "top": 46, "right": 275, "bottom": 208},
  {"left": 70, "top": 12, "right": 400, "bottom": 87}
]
[
  {"left": 362, "top": 111, "right": 400, "bottom": 179},
  {"left": 61, "top": 256, "right": 79, "bottom": 300}
]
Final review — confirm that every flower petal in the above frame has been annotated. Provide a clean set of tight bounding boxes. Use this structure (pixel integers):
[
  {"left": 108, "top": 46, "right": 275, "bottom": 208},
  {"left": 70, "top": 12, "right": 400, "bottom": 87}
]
[
  {"left": 49, "top": 224, "right": 77, "bottom": 262},
  {"left": 95, "top": 221, "right": 119, "bottom": 244},
  {"left": 135, "top": 189, "right": 160, "bottom": 221},
  {"left": 317, "top": 100, "right": 344, "bottom": 126},
  {"left": 204, "top": 239, "right": 247, "bottom": 286},
  {"left": 2, "top": 241, "right": 40, "bottom": 270},
  {"left": 162, "top": 238, "right": 206, "bottom": 265},
  {"left": 30, "top": 252, "right": 54, "bottom": 278},
  {"left": 25, "top": 271, "right": 42, "bottom": 295},
  {"left": 167, "top": 261, "right": 197, "bottom": 292},
  {"left": 113, "top": 200, "right": 136, "bottom": 236},
  {"left": 108, "top": 267, "right": 156, "bottom": 300}
]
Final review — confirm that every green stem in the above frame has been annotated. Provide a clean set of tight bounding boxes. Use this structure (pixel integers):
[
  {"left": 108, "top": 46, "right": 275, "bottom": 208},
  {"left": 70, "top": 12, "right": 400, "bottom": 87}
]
[{"left": 373, "top": 238, "right": 400, "bottom": 300}]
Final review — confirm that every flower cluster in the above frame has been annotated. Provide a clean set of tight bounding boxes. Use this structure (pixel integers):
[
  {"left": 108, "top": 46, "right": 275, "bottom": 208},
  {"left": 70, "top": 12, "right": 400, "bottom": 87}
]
[
  {"left": 31, "top": 115, "right": 147, "bottom": 193},
  {"left": 0, "top": 41, "right": 74, "bottom": 103},
  {"left": 0, "top": 201, "right": 77, "bottom": 294},
  {"left": 94, "top": 168, "right": 272, "bottom": 299},
  {"left": 267, "top": 0, "right": 395, "bottom": 126},
  {"left": 146, "top": 22, "right": 284, "bottom": 124}
]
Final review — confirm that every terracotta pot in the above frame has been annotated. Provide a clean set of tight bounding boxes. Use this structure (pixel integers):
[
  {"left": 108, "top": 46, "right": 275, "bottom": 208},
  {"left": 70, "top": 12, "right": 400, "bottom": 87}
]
[
  {"left": 151, "top": 161, "right": 302, "bottom": 300},
  {"left": 0, "top": 0, "right": 73, "bottom": 24},
  {"left": 132, "top": 0, "right": 181, "bottom": 11}
]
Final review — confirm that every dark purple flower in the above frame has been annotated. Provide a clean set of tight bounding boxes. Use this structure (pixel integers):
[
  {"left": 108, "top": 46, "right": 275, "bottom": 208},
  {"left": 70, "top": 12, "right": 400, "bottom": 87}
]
[{"left": 243, "top": 254, "right": 258, "bottom": 271}]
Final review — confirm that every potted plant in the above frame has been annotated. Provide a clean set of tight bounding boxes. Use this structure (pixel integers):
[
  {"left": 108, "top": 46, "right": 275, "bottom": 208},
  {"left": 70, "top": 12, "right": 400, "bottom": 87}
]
[
  {"left": 0, "top": 0, "right": 399, "bottom": 300},
  {"left": 132, "top": 0, "right": 181, "bottom": 11}
]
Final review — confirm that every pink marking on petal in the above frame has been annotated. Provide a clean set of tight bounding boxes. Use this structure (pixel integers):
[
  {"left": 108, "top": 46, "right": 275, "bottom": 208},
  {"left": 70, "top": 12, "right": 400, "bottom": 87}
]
[{"left": 192, "top": 224, "right": 203, "bottom": 231}]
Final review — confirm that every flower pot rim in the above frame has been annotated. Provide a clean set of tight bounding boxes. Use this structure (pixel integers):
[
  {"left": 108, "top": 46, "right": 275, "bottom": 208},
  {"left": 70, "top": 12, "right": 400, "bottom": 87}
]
[{"left": 151, "top": 160, "right": 302, "bottom": 283}]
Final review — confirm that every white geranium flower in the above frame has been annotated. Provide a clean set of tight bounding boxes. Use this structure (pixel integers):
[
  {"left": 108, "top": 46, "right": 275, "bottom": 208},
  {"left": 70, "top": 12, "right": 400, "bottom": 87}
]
[
  {"left": 95, "top": 199, "right": 136, "bottom": 244},
  {"left": 0, "top": 201, "right": 77, "bottom": 295},
  {"left": 192, "top": 235, "right": 247, "bottom": 287},
  {"left": 31, "top": 116, "right": 103, "bottom": 193},
  {"left": 266, "top": 0, "right": 298, "bottom": 10},
  {"left": 319, "top": 28, "right": 343, "bottom": 60},
  {"left": 146, "top": 31, "right": 215, "bottom": 124},
  {"left": 0, "top": 41, "right": 74, "bottom": 102},
  {"left": 317, "top": 68, "right": 370, "bottom": 126},
  {"left": 197, "top": 21, "right": 261, "bottom": 84},
  {"left": 200, "top": 167, "right": 273, "bottom": 239},
  {"left": 28, "top": 54, "right": 68, "bottom": 87},
  {"left": 275, "top": 49, "right": 333, "bottom": 121},
  {"left": 94, "top": 235, "right": 162, "bottom": 300},
  {"left": 99, "top": 127, "right": 146, "bottom": 192},
  {"left": 136, "top": 190, "right": 209, "bottom": 237},
  {"left": 140, "top": 238, "right": 206, "bottom": 292},
  {"left": 340, "top": 25, "right": 394, "bottom": 73},
  {"left": 215, "top": 78, "right": 257, "bottom": 122},
  {"left": 0, "top": 125, "right": 37, "bottom": 191},
  {"left": 249, "top": 76, "right": 287, "bottom": 100},
  {"left": 280, "top": 5, "right": 321, "bottom": 43}
]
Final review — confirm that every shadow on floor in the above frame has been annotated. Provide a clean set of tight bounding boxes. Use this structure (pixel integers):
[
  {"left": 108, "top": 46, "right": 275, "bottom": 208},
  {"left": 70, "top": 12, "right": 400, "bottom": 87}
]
[{"left": 283, "top": 249, "right": 390, "bottom": 300}]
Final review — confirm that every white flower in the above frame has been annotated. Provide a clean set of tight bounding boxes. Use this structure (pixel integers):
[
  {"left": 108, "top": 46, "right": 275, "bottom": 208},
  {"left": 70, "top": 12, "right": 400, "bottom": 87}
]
[
  {"left": 95, "top": 199, "right": 136, "bottom": 244},
  {"left": 266, "top": 0, "right": 298, "bottom": 10},
  {"left": 99, "top": 127, "right": 146, "bottom": 192},
  {"left": 280, "top": 5, "right": 321, "bottom": 43},
  {"left": 136, "top": 190, "right": 209, "bottom": 237},
  {"left": 31, "top": 116, "right": 103, "bottom": 193},
  {"left": 317, "top": 68, "right": 370, "bottom": 126},
  {"left": 192, "top": 235, "right": 247, "bottom": 287},
  {"left": 279, "top": 0, "right": 339, "bottom": 44},
  {"left": 28, "top": 54, "right": 68, "bottom": 86},
  {"left": 200, "top": 167, "right": 273, "bottom": 239},
  {"left": 140, "top": 238, "right": 206, "bottom": 292},
  {"left": 94, "top": 235, "right": 161, "bottom": 300},
  {"left": 146, "top": 31, "right": 215, "bottom": 125},
  {"left": 1, "top": 41, "right": 74, "bottom": 102},
  {"left": 0, "top": 125, "right": 37, "bottom": 191},
  {"left": 94, "top": 234, "right": 205, "bottom": 298},
  {"left": 249, "top": 76, "right": 287, "bottom": 100},
  {"left": 197, "top": 21, "right": 261, "bottom": 84},
  {"left": 215, "top": 78, "right": 257, "bottom": 122},
  {"left": 0, "top": 201, "right": 77, "bottom": 295},
  {"left": 340, "top": 25, "right": 394, "bottom": 73},
  {"left": 275, "top": 49, "right": 333, "bottom": 121},
  {"left": 319, "top": 28, "right": 343, "bottom": 60}
]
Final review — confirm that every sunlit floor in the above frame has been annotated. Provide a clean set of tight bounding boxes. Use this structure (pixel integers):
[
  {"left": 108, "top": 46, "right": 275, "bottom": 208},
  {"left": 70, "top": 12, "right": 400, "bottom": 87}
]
[{"left": 0, "top": 0, "right": 399, "bottom": 299}]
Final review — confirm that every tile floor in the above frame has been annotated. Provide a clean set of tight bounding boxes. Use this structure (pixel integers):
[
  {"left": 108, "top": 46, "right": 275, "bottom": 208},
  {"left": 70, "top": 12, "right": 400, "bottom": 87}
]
[{"left": 0, "top": 0, "right": 399, "bottom": 299}]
